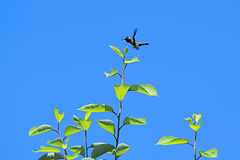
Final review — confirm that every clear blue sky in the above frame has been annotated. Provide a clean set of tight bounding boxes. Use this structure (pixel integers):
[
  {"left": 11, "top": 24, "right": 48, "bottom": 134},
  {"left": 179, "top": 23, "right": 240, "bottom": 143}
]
[{"left": 1, "top": 0, "right": 239, "bottom": 159}]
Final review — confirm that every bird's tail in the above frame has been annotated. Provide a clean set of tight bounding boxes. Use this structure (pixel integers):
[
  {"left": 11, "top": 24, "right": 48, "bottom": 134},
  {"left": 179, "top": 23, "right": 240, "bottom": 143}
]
[{"left": 138, "top": 43, "right": 149, "bottom": 46}]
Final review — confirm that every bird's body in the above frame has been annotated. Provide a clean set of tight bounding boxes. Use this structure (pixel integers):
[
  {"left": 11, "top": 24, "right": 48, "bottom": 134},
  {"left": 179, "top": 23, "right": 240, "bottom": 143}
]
[{"left": 123, "top": 29, "right": 149, "bottom": 49}]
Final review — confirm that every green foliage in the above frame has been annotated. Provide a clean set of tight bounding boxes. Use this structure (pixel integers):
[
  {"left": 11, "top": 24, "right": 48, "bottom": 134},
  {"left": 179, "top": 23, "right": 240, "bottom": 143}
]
[
  {"left": 54, "top": 108, "right": 65, "bottom": 123},
  {"left": 199, "top": 148, "right": 218, "bottom": 158},
  {"left": 123, "top": 116, "right": 146, "bottom": 125},
  {"left": 29, "top": 124, "right": 53, "bottom": 136},
  {"left": 33, "top": 146, "right": 61, "bottom": 153},
  {"left": 38, "top": 153, "right": 64, "bottom": 160},
  {"left": 123, "top": 46, "right": 128, "bottom": 56},
  {"left": 97, "top": 119, "right": 115, "bottom": 135},
  {"left": 48, "top": 137, "right": 64, "bottom": 148},
  {"left": 128, "top": 84, "right": 158, "bottom": 96},
  {"left": 104, "top": 68, "right": 118, "bottom": 78},
  {"left": 81, "top": 158, "right": 95, "bottom": 160},
  {"left": 156, "top": 136, "right": 189, "bottom": 145},
  {"left": 73, "top": 116, "right": 93, "bottom": 131},
  {"left": 125, "top": 57, "right": 139, "bottom": 64},
  {"left": 116, "top": 143, "right": 131, "bottom": 157},
  {"left": 85, "top": 111, "right": 91, "bottom": 120},
  {"left": 189, "top": 121, "right": 201, "bottom": 131},
  {"left": 64, "top": 125, "right": 83, "bottom": 136},
  {"left": 109, "top": 45, "right": 123, "bottom": 57},
  {"left": 65, "top": 150, "right": 80, "bottom": 160},
  {"left": 113, "top": 84, "right": 131, "bottom": 101},
  {"left": 91, "top": 143, "right": 115, "bottom": 158},
  {"left": 193, "top": 112, "right": 202, "bottom": 123},
  {"left": 78, "top": 104, "right": 113, "bottom": 112},
  {"left": 68, "top": 145, "right": 85, "bottom": 157}
]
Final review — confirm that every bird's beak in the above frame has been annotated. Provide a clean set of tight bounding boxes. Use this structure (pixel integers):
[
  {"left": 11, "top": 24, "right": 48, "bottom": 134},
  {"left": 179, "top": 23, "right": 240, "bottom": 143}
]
[{"left": 121, "top": 39, "right": 125, "bottom": 40}]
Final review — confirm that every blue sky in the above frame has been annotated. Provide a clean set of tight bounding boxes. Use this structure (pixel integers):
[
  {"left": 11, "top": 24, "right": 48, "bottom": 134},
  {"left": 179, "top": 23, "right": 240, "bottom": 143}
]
[{"left": 1, "top": 0, "right": 240, "bottom": 159}]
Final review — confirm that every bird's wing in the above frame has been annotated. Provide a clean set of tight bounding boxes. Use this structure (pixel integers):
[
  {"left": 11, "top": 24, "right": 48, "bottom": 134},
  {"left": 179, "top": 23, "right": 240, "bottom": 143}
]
[{"left": 132, "top": 29, "right": 137, "bottom": 40}]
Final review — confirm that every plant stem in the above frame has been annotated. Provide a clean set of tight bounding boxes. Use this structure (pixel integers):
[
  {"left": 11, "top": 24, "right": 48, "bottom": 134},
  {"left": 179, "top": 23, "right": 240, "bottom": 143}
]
[
  {"left": 85, "top": 130, "right": 88, "bottom": 157},
  {"left": 194, "top": 131, "right": 197, "bottom": 160},
  {"left": 197, "top": 155, "right": 202, "bottom": 160}
]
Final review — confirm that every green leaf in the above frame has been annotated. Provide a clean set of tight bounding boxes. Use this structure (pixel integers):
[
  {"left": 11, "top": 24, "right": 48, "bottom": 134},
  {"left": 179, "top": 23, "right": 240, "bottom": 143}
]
[
  {"left": 199, "top": 148, "right": 218, "bottom": 158},
  {"left": 38, "top": 153, "right": 64, "bottom": 160},
  {"left": 85, "top": 112, "right": 91, "bottom": 120},
  {"left": 64, "top": 125, "right": 83, "bottom": 136},
  {"left": 73, "top": 116, "right": 93, "bottom": 131},
  {"left": 81, "top": 158, "right": 95, "bottom": 160},
  {"left": 193, "top": 112, "right": 202, "bottom": 123},
  {"left": 48, "top": 137, "right": 64, "bottom": 148},
  {"left": 69, "top": 145, "right": 85, "bottom": 157},
  {"left": 66, "top": 150, "right": 80, "bottom": 160},
  {"left": 184, "top": 117, "right": 192, "bottom": 123},
  {"left": 123, "top": 116, "right": 146, "bottom": 125},
  {"left": 54, "top": 108, "right": 65, "bottom": 123},
  {"left": 125, "top": 57, "right": 140, "bottom": 64},
  {"left": 104, "top": 68, "right": 118, "bottom": 78},
  {"left": 91, "top": 144, "right": 115, "bottom": 158},
  {"left": 33, "top": 146, "right": 61, "bottom": 153},
  {"left": 123, "top": 46, "right": 128, "bottom": 56},
  {"left": 113, "top": 84, "right": 131, "bottom": 101},
  {"left": 116, "top": 143, "right": 131, "bottom": 157},
  {"left": 156, "top": 136, "right": 189, "bottom": 145},
  {"left": 109, "top": 45, "right": 123, "bottom": 57},
  {"left": 128, "top": 84, "right": 158, "bottom": 96},
  {"left": 189, "top": 120, "right": 201, "bottom": 131},
  {"left": 29, "top": 124, "right": 53, "bottom": 136},
  {"left": 97, "top": 119, "right": 115, "bottom": 135},
  {"left": 78, "top": 104, "right": 113, "bottom": 112}
]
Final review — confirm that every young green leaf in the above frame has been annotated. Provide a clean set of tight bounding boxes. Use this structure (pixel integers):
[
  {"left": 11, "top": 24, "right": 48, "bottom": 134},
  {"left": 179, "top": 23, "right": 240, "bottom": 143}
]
[
  {"left": 193, "top": 112, "right": 202, "bottom": 123},
  {"left": 128, "top": 84, "right": 158, "bottom": 96},
  {"left": 113, "top": 84, "right": 131, "bottom": 101},
  {"left": 116, "top": 143, "right": 131, "bottom": 157},
  {"left": 66, "top": 150, "right": 80, "bottom": 160},
  {"left": 124, "top": 57, "right": 140, "bottom": 64},
  {"left": 109, "top": 45, "right": 123, "bottom": 57},
  {"left": 38, "top": 153, "right": 64, "bottom": 160},
  {"left": 199, "top": 148, "right": 218, "bottom": 158},
  {"left": 189, "top": 120, "right": 201, "bottom": 131},
  {"left": 78, "top": 104, "right": 113, "bottom": 112},
  {"left": 54, "top": 108, "right": 65, "bottom": 123},
  {"left": 85, "top": 111, "right": 91, "bottom": 120},
  {"left": 123, "top": 116, "right": 146, "bottom": 125},
  {"left": 29, "top": 124, "right": 53, "bottom": 136},
  {"left": 64, "top": 125, "right": 83, "bottom": 136},
  {"left": 156, "top": 136, "right": 189, "bottom": 145},
  {"left": 184, "top": 117, "right": 192, "bottom": 123},
  {"left": 48, "top": 137, "right": 64, "bottom": 148},
  {"left": 33, "top": 146, "right": 60, "bottom": 153},
  {"left": 91, "top": 144, "right": 115, "bottom": 158},
  {"left": 97, "top": 119, "right": 115, "bottom": 135},
  {"left": 68, "top": 145, "right": 85, "bottom": 157},
  {"left": 76, "top": 117, "right": 93, "bottom": 131},
  {"left": 104, "top": 68, "right": 118, "bottom": 78},
  {"left": 123, "top": 46, "right": 128, "bottom": 56}
]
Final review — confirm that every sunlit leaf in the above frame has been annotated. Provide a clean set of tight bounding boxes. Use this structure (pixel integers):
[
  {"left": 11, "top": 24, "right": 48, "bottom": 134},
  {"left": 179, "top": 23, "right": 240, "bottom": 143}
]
[
  {"left": 116, "top": 143, "right": 131, "bottom": 157},
  {"left": 156, "top": 136, "right": 189, "bottom": 145},
  {"left": 38, "top": 153, "right": 64, "bottom": 160},
  {"left": 91, "top": 143, "right": 115, "bottom": 158},
  {"left": 78, "top": 104, "right": 113, "bottom": 112},
  {"left": 199, "top": 148, "right": 218, "bottom": 158},
  {"left": 64, "top": 125, "right": 83, "bottom": 136},
  {"left": 97, "top": 119, "right": 115, "bottom": 135},
  {"left": 123, "top": 116, "right": 146, "bottom": 125},
  {"left": 113, "top": 84, "right": 130, "bottom": 101},
  {"left": 48, "top": 137, "right": 64, "bottom": 148},
  {"left": 193, "top": 112, "right": 202, "bottom": 123},
  {"left": 125, "top": 57, "right": 139, "bottom": 64},
  {"left": 69, "top": 145, "right": 85, "bottom": 157},
  {"left": 184, "top": 117, "right": 192, "bottom": 123},
  {"left": 109, "top": 45, "right": 123, "bottom": 57},
  {"left": 123, "top": 46, "right": 128, "bottom": 56},
  {"left": 66, "top": 150, "right": 80, "bottom": 160},
  {"left": 189, "top": 120, "right": 201, "bottom": 131},
  {"left": 33, "top": 146, "right": 60, "bottom": 153},
  {"left": 54, "top": 108, "right": 65, "bottom": 123},
  {"left": 85, "top": 112, "right": 91, "bottom": 120},
  {"left": 128, "top": 84, "right": 158, "bottom": 96},
  {"left": 29, "top": 124, "right": 53, "bottom": 136},
  {"left": 104, "top": 68, "right": 118, "bottom": 78},
  {"left": 73, "top": 116, "right": 92, "bottom": 131}
]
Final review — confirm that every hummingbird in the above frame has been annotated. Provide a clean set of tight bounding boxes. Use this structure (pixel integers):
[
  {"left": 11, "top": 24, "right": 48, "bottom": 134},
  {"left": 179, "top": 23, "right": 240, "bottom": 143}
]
[{"left": 122, "top": 29, "right": 149, "bottom": 50}]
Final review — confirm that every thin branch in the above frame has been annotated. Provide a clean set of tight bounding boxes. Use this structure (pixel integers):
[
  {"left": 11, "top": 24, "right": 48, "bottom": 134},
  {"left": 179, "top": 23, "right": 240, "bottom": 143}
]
[
  {"left": 116, "top": 72, "right": 122, "bottom": 79},
  {"left": 113, "top": 134, "right": 117, "bottom": 141},
  {"left": 119, "top": 124, "right": 125, "bottom": 130},
  {"left": 197, "top": 156, "right": 202, "bottom": 160},
  {"left": 112, "top": 111, "right": 118, "bottom": 117},
  {"left": 52, "top": 129, "right": 59, "bottom": 134},
  {"left": 187, "top": 143, "right": 194, "bottom": 148},
  {"left": 85, "top": 130, "right": 88, "bottom": 157},
  {"left": 63, "top": 136, "right": 67, "bottom": 141}
]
